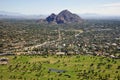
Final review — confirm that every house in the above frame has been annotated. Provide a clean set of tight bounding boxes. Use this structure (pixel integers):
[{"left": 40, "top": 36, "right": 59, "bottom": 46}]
[
  {"left": 112, "top": 43, "right": 117, "bottom": 46},
  {"left": 0, "top": 57, "right": 8, "bottom": 64},
  {"left": 104, "top": 53, "right": 110, "bottom": 57},
  {"left": 56, "top": 52, "right": 65, "bottom": 55},
  {"left": 110, "top": 55, "right": 115, "bottom": 58},
  {"left": 67, "top": 51, "right": 75, "bottom": 55}
]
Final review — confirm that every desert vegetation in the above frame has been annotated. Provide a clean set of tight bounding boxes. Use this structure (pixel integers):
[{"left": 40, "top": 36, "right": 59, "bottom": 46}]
[{"left": 0, "top": 55, "right": 120, "bottom": 80}]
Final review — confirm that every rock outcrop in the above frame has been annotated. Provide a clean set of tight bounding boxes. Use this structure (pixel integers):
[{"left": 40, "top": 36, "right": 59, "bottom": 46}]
[{"left": 46, "top": 10, "right": 83, "bottom": 24}]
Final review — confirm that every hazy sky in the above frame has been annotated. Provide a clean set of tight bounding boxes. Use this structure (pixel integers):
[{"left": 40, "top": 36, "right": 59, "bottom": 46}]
[{"left": 0, "top": 0, "right": 120, "bottom": 15}]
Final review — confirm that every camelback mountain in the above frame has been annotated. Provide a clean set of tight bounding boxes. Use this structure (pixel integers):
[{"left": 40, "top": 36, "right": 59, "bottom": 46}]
[{"left": 46, "top": 10, "right": 83, "bottom": 24}]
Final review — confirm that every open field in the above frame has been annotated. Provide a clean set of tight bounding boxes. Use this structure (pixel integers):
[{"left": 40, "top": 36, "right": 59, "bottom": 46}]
[{"left": 0, "top": 55, "right": 120, "bottom": 80}]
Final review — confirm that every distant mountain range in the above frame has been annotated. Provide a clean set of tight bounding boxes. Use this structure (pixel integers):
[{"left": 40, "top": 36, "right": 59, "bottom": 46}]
[
  {"left": 80, "top": 13, "right": 120, "bottom": 20},
  {"left": 0, "top": 11, "right": 120, "bottom": 20},
  {"left": 0, "top": 11, "right": 46, "bottom": 20}
]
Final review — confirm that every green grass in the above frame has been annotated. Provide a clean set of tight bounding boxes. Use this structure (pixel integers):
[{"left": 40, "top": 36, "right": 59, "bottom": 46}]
[{"left": 0, "top": 55, "right": 120, "bottom": 80}]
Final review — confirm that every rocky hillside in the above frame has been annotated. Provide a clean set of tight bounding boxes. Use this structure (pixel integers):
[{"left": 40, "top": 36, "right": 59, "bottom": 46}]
[{"left": 46, "top": 10, "right": 83, "bottom": 24}]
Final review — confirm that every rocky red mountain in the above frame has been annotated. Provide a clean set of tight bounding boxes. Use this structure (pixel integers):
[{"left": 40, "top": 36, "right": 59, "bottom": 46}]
[{"left": 46, "top": 10, "right": 83, "bottom": 24}]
